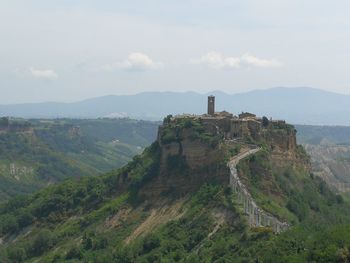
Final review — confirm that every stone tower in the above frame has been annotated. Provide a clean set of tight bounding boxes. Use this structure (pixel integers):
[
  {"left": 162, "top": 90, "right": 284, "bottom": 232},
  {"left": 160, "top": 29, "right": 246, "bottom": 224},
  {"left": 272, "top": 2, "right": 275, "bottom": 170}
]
[{"left": 208, "top": 95, "right": 215, "bottom": 115}]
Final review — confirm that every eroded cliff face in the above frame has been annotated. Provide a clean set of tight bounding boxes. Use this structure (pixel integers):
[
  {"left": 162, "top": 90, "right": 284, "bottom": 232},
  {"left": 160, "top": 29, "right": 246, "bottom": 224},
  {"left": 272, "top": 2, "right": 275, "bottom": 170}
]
[
  {"left": 304, "top": 143, "right": 350, "bottom": 192},
  {"left": 259, "top": 127, "right": 310, "bottom": 171},
  {"left": 159, "top": 128, "right": 222, "bottom": 169},
  {"left": 264, "top": 129, "right": 296, "bottom": 153},
  {"left": 139, "top": 116, "right": 311, "bottom": 199},
  {"left": 139, "top": 122, "right": 229, "bottom": 198},
  {"left": 264, "top": 129, "right": 296, "bottom": 160}
]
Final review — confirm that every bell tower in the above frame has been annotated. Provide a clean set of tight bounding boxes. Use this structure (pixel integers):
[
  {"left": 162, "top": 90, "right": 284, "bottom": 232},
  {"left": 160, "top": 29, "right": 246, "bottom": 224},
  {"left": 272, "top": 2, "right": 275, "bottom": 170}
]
[{"left": 207, "top": 95, "right": 215, "bottom": 115}]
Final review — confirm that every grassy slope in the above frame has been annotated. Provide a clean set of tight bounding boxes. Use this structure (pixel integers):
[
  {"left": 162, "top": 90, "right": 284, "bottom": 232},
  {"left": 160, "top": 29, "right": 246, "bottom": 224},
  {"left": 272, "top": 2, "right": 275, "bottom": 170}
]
[{"left": 0, "top": 142, "right": 161, "bottom": 262}]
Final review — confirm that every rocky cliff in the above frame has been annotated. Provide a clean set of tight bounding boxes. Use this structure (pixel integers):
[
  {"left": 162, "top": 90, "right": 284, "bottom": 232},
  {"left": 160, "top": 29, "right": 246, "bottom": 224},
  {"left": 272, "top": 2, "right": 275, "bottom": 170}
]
[
  {"left": 139, "top": 115, "right": 310, "bottom": 201},
  {"left": 305, "top": 143, "right": 350, "bottom": 192},
  {"left": 139, "top": 119, "right": 229, "bottom": 198}
]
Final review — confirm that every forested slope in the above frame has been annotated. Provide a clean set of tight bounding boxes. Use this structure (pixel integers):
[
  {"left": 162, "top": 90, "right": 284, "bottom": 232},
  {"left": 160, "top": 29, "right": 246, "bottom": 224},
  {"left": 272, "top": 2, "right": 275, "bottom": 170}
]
[
  {"left": 0, "top": 118, "right": 350, "bottom": 262},
  {"left": 0, "top": 118, "right": 158, "bottom": 200}
]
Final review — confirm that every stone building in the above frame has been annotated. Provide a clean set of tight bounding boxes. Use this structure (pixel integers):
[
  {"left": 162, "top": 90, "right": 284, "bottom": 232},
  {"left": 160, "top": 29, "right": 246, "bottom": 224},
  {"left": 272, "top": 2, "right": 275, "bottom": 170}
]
[
  {"left": 166, "top": 95, "right": 295, "bottom": 153},
  {"left": 239, "top": 112, "right": 256, "bottom": 119},
  {"left": 207, "top": 95, "right": 215, "bottom": 115},
  {"left": 199, "top": 96, "right": 263, "bottom": 140}
]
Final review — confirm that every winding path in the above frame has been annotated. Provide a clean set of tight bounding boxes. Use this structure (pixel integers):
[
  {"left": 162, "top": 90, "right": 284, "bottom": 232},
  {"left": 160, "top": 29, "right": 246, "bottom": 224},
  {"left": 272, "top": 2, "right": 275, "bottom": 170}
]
[{"left": 228, "top": 147, "right": 290, "bottom": 233}]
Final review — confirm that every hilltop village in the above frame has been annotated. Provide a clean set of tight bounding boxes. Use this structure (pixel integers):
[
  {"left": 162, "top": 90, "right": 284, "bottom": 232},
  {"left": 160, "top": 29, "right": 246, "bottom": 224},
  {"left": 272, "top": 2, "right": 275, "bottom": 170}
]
[
  {"left": 154, "top": 96, "right": 303, "bottom": 233},
  {"left": 202, "top": 95, "right": 288, "bottom": 140},
  {"left": 159, "top": 95, "right": 297, "bottom": 155}
]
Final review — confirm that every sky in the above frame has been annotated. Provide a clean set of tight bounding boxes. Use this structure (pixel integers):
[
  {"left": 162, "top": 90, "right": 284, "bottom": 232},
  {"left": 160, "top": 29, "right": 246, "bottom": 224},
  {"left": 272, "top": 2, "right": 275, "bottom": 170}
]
[{"left": 1, "top": 0, "right": 350, "bottom": 104}]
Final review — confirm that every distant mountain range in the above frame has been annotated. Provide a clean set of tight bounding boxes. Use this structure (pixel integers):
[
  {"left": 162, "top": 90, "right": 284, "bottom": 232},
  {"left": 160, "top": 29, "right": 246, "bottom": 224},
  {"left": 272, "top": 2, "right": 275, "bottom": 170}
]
[{"left": 1, "top": 87, "right": 350, "bottom": 125}]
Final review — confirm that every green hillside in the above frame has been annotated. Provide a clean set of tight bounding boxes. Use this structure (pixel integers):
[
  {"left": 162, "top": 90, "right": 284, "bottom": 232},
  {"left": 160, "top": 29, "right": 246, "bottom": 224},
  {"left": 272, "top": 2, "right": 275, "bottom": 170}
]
[
  {"left": 0, "top": 118, "right": 158, "bottom": 200},
  {"left": 1, "top": 118, "right": 350, "bottom": 262}
]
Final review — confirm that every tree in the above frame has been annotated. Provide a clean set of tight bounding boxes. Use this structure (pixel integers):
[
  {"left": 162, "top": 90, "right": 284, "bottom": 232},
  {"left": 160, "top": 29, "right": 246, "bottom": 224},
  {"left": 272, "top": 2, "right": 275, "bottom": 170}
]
[
  {"left": 65, "top": 245, "right": 82, "bottom": 260},
  {"left": 17, "top": 211, "right": 34, "bottom": 228},
  {"left": 262, "top": 116, "right": 269, "bottom": 127},
  {"left": 143, "top": 234, "right": 161, "bottom": 253},
  {"left": 31, "top": 229, "right": 55, "bottom": 256},
  {"left": 7, "top": 247, "right": 26, "bottom": 263},
  {"left": 163, "top": 115, "right": 173, "bottom": 124},
  {"left": 0, "top": 215, "right": 19, "bottom": 234}
]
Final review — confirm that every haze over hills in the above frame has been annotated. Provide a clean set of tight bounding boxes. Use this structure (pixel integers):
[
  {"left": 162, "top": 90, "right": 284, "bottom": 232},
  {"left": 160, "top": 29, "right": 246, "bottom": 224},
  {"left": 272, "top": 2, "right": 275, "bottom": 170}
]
[{"left": 1, "top": 87, "right": 350, "bottom": 125}]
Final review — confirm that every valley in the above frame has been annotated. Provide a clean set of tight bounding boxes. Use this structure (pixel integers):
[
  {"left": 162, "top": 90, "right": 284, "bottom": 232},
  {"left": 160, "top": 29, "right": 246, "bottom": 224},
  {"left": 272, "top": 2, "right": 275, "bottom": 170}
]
[
  {"left": 297, "top": 125, "right": 350, "bottom": 194},
  {"left": 1, "top": 102, "right": 349, "bottom": 262},
  {"left": 0, "top": 118, "right": 158, "bottom": 200}
]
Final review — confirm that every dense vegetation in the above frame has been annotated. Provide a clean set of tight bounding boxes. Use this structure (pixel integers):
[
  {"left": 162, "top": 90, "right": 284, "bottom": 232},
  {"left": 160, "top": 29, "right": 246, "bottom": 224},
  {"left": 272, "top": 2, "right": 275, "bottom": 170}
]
[
  {"left": 113, "top": 147, "right": 350, "bottom": 262},
  {"left": 2, "top": 145, "right": 350, "bottom": 262},
  {"left": 0, "top": 118, "right": 158, "bottom": 200},
  {"left": 161, "top": 117, "right": 220, "bottom": 148},
  {"left": 0, "top": 142, "right": 161, "bottom": 262},
  {"left": 0, "top": 131, "right": 92, "bottom": 200},
  {"left": 2, "top": 120, "right": 350, "bottom": 262}
]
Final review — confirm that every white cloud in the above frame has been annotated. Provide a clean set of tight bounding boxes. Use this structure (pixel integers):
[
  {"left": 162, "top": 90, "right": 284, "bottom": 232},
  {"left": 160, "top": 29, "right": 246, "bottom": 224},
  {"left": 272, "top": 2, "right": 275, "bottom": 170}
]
[
  {"left": 190, "top": 52, "right": 240, "bottom": 69},
  {"left": 240, "top": 53, "right": 282, "bottom": 68},
  {"left": 190, "top": 52, "right": 282, "bottom": 69},
  {"left": 29, "top": 68, "right": 58, "bottom": 79},
  {"left": 105, "top": 53, "right": 162, "bottom": 71}
]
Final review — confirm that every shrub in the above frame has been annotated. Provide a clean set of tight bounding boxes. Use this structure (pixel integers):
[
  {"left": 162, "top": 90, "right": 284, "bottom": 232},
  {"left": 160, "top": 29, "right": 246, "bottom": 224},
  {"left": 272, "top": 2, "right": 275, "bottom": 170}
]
[
  {"left": 143, "top": 234, "right": 161, "bottom": 253},
  {"left": 262, "top": 116, "right": 269, "bottom": 127},
  {"left": 66, "top": 245, "right": 83, "bottom": 260},
  {"left": 7, "top": 247, "right": 26, "bottom": 263},
  {"left": 17, "top": 211, "right": 34, "bottom": 228},
  {"left": 0, "top": 215, "right": 18, "bottom": 234},
  {"left": 31, "top": 229, "right": 56, "bottom": 256}
]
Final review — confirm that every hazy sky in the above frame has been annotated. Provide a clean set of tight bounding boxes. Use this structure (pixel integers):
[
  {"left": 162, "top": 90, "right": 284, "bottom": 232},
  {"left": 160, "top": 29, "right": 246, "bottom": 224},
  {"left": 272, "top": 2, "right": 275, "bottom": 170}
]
[{"left": 1, "top": 0, "right": 350, "bottom": 103}]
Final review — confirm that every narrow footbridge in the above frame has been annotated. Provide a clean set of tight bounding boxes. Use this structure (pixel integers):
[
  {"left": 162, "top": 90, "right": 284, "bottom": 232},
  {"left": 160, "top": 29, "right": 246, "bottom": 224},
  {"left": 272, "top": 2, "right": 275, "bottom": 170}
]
[{"left": 228, "top": 147, "right": 290, "bottom": 233}]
